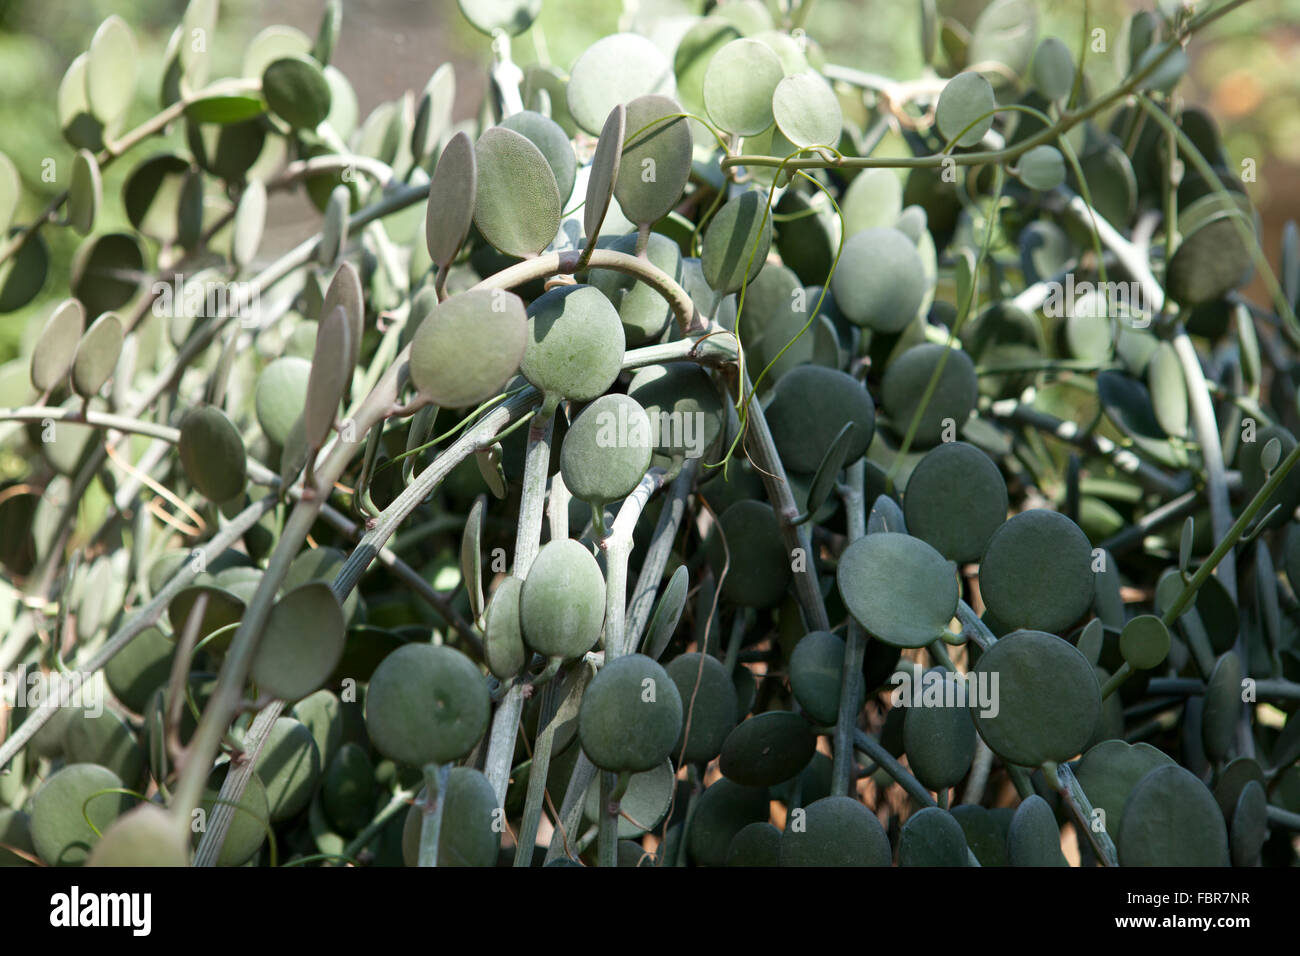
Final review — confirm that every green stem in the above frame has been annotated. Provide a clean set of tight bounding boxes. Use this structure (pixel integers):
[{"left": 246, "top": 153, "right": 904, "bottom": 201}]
[
  {"left": 852, "top": 728, "right": 934, "bottom": 809},
  {"left": 1054, "top": 762, "right": 1119, "bottom": 867},
  {"left": 737, "top": 368, "right": 830, "bottom": 633},
  {"left": 1162, "top": 437, "right": 1300, "bottom": 625},
  {"left": 339, "top": 787, "right": 417, "bottom": 863},
  {"left": 602, "top": 470, "right": 666, "bottom": 659},
  {"left": 597, "top": 771, "right": 621, "bottom": 867},
  {"left": 514, "top": 662, "right": 594, "bottom": 866},
  {"left": 831, "top": 460, "right": 866, "bottom": 797},
  {"left": 625, "top": 461, "right": 696, "bottom": 651},
  {"left": 417, "top": 763, "right": 452, "bottom": 867}
]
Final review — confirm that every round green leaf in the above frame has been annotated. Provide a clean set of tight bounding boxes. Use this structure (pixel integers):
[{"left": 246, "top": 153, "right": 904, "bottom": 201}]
[
  {"left": 968, "top": 0, "right": 1039, "bottom": 82},
  {"left": 1230, "top": 779, "right": 1267, "bottom": 867},
  {"left": 567, "top": 33, "right": 676, "bottom": 136},
  {"left": 726, "top": 821, "right": 782, "bottom": 866},
  {"left": 580, "top": 654, "right": 683, "bottom": 773},
  {"left": 702, "top": 190, "right": 773, "bottom": 295},
  {"left": 71, "top": 311, "right": 123, "bottom": 398},
  {"left": 1117, "top": 765, "right": 1229, "bottom": 866},
  {"left": 456, "top": 0, "right": 541, "bottom": 36},
  {"left": 483, "top": 576, "right": 527, "bottom": 679},
  {"left": 1167, "top": 195, "right": 1254, "bottom": 306},
  {"left": 262, "top": 55, "right": 332, "bottom": 130},
  {"left": 708, "top": 499, "right": 792, "bottom": 609},
  {"left": 30, "top": 764, "right": 129, "bottom": 866},
  {"left": 1032, "top": 36, "right": 1075, "bottom": 100},
  {"left": 584, "top": 105, "right": 625, "bottom": 247},
  {"left": 642, "top": 564, "right": 689, "bottom": 661},
  {"left": 703, "top": 38, "right": 783, "bottom": 136},
  {"left": 615, "top": 95, "right": 692, "bottom": 226},
  {"left": 167, "top": 585, "right": 245, "bottom": 654},
  {"left": 719, "top": 711, "right": 815, "bottom": 786},
  {"left": 881, "top": 344, "right": 979, "bottom": 448},
  {"left": 903, "top": 672, "right": 978, "bottom": 790},
  {"left": 838, "top": 533, "right": 957, "bottom": 647},
  {"left": 1075, "top": 740, "right": 1175, "bottom": 833},
  {"left": 194, "top": 764, "right": 268, "bottom": 865},
  {"left": 687, "top": 778, "right": 770, "bottom": 865},
  {"left": 903, "top": 441, "right": 1007, "bottom": 563},
  {"left": 424, "top": 130, "right": 477, "bottom": 275},
  {"left": 241, "top": 24, "right": 312, "bottom": 79},
  {"left": 365, "top": 643, "right": 490, "bottom": 766},
  {"left": 521, "top": 284, "right": 625, "bottom": 404},
  {"left": 831, "top": 227, "right": 927, "bottom": 331},
  {"left": 58, "top": 54, "right": 103, "bottom": 152},
  {"left": 62, "top": 706, "right": 146, "bottom": 790},
  {"left": 186, "top": 93, "right": 268, "bottom": 125},
  {"left": 400, "top": 767, "right": 500, "bottom": 867},
  {"left": 68, "top": 149, "right": 101, "bottom": 236},
  {"left": 87, "top": 803, "right": 189, "bottom": 867},
  {"left": 104, "top": 625, "right": 173, "bottom": 714},
  {"left": 772, "top": 71, "right": 842, "bottom": 148},
  {"left": 1147, "top": 339, "right": 1188, "bottom": 438},
  {"left": 673, "top": 17, "right": 741, "bottom": 116},
  {"left": 293, "top": 690, "right": 344, "bottom": 768},
  {"left": 123, "top": 154, "right": 193, "bottom": 243},
  {"left": 255, "top": 356, "right": 311, "bottom": 447},
  {"left": 501, "top": 110, "right": 576, "bottom": 205},
  {"left": 1119, "top": 614, "right": 1170, "bottom": 670},
  {"left": 584, "top": 759, "right": 674, "bottom": 837},
  {"left": 950, "top": 805, "right": 1009, "bottom": 866},
  {"left": 30, "top": 299, "right": 85, "bottom": 393},
  {"left": 410, "top": 289, "right": 527, "bottom": 409},
  {"left": 900, "top": 807, "right": 971, "bottom": 866},
  {"left": 520, "top": 537, "right": 606, "bottom": 659},
  {"left": 1017, "top": 144, "right": 1065, "bottom": 190},
  {"left": 178, "top": 405, "right": 247, "bottom": 502},
  {"left": 788, "top": 630, "right": 847, "bottom": 725},
  {"left": 322, "top": 260, "right": 363, "bottom": 372},
  {"left": 1007, "top": 794, "right": 1066, "bottom": 865},
  {"left": 978, "top": 509, "right": 1093, "bottom": 633},
  {"left": 0, "top": 151, "right": 19, "bottom": 235},
  {"left": 936, "top": 72, "right": 995, "bottom": 147},
  {"left": 665, "top": 651, "right": 737, "bottom": 764},
  {"left": 252, "top": 582, "right": 346, "bottom": 701},
  {"left": 320, "top": 742, "right": 374, "bottom": 835},
  {"left": 70, "top": 232, "right": 145, "bottom": 317},
  {"left": 232, "top": 178, "right": 267, "bottom": 270},
  {"left": 303, "top": 304, "right": 352, "bottom": 449},
  {"left": 0, "top": 227, "right": 48, "bottom": 313},
  {"left": 780, "top": 795, "right": 891, "bottom": 866},
  {"left": 251, "top": 717, "right": 321, "bottom": 822},
  {"left": 971, "top": 629, "right": 1101, "bottom": 766},
  {"left": 766, "top": 365, "right": 875, "bottom": 475},
  {"left": 1203, "top": 652, "right": 1243, "bottom": 764},
  {"left": 561, "top": 393, "right": 653, "bottom": 506},
  {"left": 473, "top": 126, "right": 561, "bottom": 258},
  {"left": 87, "top": 16, "right": 137, "bottom": 123}
]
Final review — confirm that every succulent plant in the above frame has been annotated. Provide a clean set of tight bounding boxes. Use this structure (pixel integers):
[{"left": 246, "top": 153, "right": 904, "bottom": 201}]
[{"left": 0, "top": 0, "right": 1296, "bottom": 876}]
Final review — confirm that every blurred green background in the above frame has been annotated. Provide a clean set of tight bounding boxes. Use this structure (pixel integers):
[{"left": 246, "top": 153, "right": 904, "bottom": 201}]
[{"left": 1, "top": 0, "right": 1298, "bottom": 361}]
